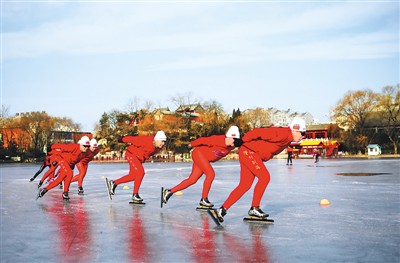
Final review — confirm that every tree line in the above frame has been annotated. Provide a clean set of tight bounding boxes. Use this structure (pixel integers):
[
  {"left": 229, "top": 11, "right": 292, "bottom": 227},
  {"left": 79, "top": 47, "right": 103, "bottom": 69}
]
[
  {"left": 331, "top": 84, "right": 399, "bottom": 154},
  {"left": 1, "top": 85, "right": 399, "bottom": 161}
]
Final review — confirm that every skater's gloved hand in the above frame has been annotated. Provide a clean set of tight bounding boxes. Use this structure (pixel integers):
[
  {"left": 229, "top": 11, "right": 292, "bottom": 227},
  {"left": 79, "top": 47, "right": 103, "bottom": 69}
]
[
  {"left": 233, "top": 138, "right": 243, "bottom": 147},
  {"left": 117, "top": 136, "right": 124, "bottom": 143}
]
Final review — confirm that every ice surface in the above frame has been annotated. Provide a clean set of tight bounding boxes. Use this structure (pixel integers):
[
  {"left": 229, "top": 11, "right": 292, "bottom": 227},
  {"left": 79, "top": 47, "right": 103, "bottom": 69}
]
[{"left": 1, "top": 158, "right": 399, "bottom": 262}]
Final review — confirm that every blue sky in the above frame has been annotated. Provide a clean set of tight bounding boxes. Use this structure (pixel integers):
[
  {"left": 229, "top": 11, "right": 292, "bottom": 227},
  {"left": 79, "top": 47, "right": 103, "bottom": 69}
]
[{"left": 2, "top": 0, "right": 399, "bottom": 132}]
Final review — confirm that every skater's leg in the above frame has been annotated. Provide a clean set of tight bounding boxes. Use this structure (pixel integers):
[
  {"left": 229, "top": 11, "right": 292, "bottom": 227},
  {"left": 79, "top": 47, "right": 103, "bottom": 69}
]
[
  {"left": 170, "top": 151, "right": 205, "bottom": 193},
  {"left": 77, "top": 165, "right": 88, "bottom": 187},
  {"left": 31, "top": 162, "right": 46, "bottom": 181},
  {"left": 221, "top": 148, "right": 258, "bottom": 211},
  {"left": 191, "top": 151, "right": 216, "bottom": 199},
  {"left": 61, "top": 166, "right": 74, "bottom": 194},
  {"left": 114, "top": 156, "right": 140, "bottom": 186},
  {"left": 71, "top": 163, "right": 87, "bottom": 187},
  {"left": 250, "top": 162, "right": 270, "bottom": 207},
  {"left": 170, "top": 164, "right": 203, "bottom": 193},
  {"left": 131, "top": 158, "right": 145, "bottom": 195},
  {"left": 221, "top": 163, "right": 254, "bottom": 210},
  {"left": 39, "top": 165, "right": 57, "bottom": 185},
  {"left": 44, "top": 169, "right": 66, "bottom": 191}
]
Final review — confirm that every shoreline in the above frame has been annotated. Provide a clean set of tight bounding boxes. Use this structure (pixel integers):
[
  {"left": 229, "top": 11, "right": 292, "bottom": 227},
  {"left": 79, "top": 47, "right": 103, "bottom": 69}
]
[{"left": 1, "top": 154, "right": 399, "bottom": 164}]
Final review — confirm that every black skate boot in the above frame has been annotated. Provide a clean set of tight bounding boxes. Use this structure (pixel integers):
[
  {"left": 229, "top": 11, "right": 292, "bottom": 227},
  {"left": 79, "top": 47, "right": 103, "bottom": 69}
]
[
  {"left": 199, "top": 197, "right": 214, "bottom": 208},
  {"left": 162, "top": 188, "right": 173, "bottom": 205},
  {"left": 36, "top": 188, "right": 48, "bottom": 200},
  {"left": 78, "top": 186, "right": 84, "bottom": 195},
  {"left": 108, "top": 180, "right": 117, "bottom": 195},
  {"left": 248, "top": 206, "right": 269, "bottom": 218},
  {"left": 37, "top": 181, "right": 43, "bottom": 189},
  {"left": 62, "top": 192, "right": 70, "bottom": 201}
]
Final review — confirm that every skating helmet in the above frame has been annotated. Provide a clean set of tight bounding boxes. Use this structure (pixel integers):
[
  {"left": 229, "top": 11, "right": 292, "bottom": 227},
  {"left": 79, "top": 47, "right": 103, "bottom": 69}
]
[
  {"left": 90, "top": 138, "right": 98, "bottom": 148},
  {"left": 289, "top": 117, "right": 306, "bottom": 134},
  {"left": 78, "top": 136, "right": 91, "bottom": 146},
  {"left": 226, "top": 126, "right": 240, "bottom": 139},
  {"left": 154, "top": 131, "right": 167, "bottom": 141}
]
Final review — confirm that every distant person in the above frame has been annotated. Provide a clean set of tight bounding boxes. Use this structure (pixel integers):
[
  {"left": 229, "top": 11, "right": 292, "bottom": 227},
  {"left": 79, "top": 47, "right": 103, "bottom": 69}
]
[
  {"left": 106, "top": 131, "right": 167, "bottom": 204},
  {"left": 70, "top": 138, "right": 100, "bottom": 195},
  {"left": 161, "top": 126, "right": 243, "bottom": 209},
  {"left": 210, "top": 117, "right": 306, "bottom": 223},
  {"left": 286, "top": 146, "right": 293, "bottom": 165},
  {"left": 37, "top": 136, "right": 91, "bottom": 201},
  {"left": 313, "top": 148, "right": 320, "bottom": 163}
]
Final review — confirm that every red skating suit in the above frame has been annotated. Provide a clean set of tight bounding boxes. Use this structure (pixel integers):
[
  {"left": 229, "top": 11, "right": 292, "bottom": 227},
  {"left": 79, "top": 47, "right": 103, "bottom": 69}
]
[
  {"left": 44, "top": 143, "right": 86, "bottom": 192},
  {"left": 38, "top": 150, "right": 62, "bottom": 183},
  {"left": 71, "top": 148, "right": 100, "bottom": 187},
  {"left": 171, "top": 135, "right": 235, "bottom": 198},
  {"left": 222, "top": 127, "right": 293, "bottom": 209},
  {"left": 50, "top": 143, "right": 86, "bottom": 167},
  {"left": 114, "top": 136, "right": 157, "bottom": 194}
]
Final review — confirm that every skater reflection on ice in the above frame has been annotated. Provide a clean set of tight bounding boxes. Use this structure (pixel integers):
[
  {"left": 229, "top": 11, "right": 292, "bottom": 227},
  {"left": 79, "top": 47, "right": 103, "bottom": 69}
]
[
  {"left": 39, "top": 198, "right": 92, "bottom": 263},
  {"left": 222, "top": 224, "right": 271, "bottom": 263},
  {"left": 128, "top": 207, "right": 150, "bottom": 262},
  {"left": 164, "top": 213, "right": 217, "bottom": 263}
]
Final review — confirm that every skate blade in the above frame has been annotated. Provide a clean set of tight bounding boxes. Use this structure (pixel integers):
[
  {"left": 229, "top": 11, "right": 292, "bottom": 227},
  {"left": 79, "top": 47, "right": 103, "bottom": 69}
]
[
  {"left": 243, "top": 217, "right": 274, "bottom": 223},
  {"left": 104, "top": 177, "right": 112, "bottom": 200},
  {"left": 196, "top": 206, "right": 213, "bottom": 211},
  {"left": 129, "top": 201, "right": 146, "bottom": 205},
  {"left": 207, "top": 209, "right": 221, "bottom": 226},
  {"left": 160, "top": 187, "right": 164, "bottom": 208}
]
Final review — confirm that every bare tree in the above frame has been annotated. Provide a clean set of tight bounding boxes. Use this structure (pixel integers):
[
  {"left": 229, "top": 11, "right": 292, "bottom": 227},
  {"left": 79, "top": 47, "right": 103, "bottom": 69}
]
[
  {"left": 126, "top": 97, "right": 141, "bottom": 113},
  {"left": 377, "top": 84, "right": 400, "bottom": 154},
  {"left": 170, "top": 92, "right": 199, "bottom": 109},
  {"left": 243, "top": 107, "right": 271, "bottom": 128},
  {"left": 1, "top": 105, "right": 10, "bottom": 119},
  {"left": 331, "top": 89, "right": 379, "bottom": 153},
  {"left": 331, "top": 89, "right": 379, "bottom": 133},
  {"left": 19, "top": 112, "right": 54, "bottom": 154}
]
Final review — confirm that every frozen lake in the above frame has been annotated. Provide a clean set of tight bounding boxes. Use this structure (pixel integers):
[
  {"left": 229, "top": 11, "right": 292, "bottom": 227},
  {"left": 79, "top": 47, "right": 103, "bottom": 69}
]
[{"left": 1, "top": 158, "right": 399, "bottom": 262}]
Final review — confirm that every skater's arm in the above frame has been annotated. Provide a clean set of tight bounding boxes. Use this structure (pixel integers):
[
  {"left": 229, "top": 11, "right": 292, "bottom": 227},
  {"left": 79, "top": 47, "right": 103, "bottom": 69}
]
[
  {"left": 122, "top": 135, "right": 153, "bottom": 147},
  {"left": 190, "top": 135, "right": 226, "bottom": 148},
  {"left": 243, "top": 127, "right": 292, "bottom": 143},
  {"left": 50, "top": 143, "right": 64, "bottom": 152}
]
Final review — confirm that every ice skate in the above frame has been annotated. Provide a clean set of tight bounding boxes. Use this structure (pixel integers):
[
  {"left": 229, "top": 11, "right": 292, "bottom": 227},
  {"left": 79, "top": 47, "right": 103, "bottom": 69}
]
[
  {"left": 199, "top": 197, "right": 214, "bottom": 208},
  {"left": 36, "top": 188, "right": 47, "bottom": 200},
  {"left": 78, "top": 186, "right": 84, "bottom": 195},
  {"left": 129, "top": 193, "right": 145, "bottom": 205},
  {"left": 208, "top": 206, "right": 227, "bottom": 225},
  {"left": 37, "top": 181, "right": 43, "bottom": 189},
  {"left": 197, "top": 197, "right": 214, "bottom": 210},
  {"left": 161, "top": 188, "right": 172, "bottom": 207},
  {"left": 62, "top": 192, "right": 70, "bottom": 201},
  {"left": 248, "top": 206, "right": 269, "bottom": 218},
  {"left": 108, "top": 180, "right": 117, "bottom": 195}
]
